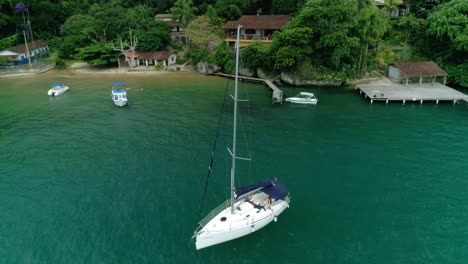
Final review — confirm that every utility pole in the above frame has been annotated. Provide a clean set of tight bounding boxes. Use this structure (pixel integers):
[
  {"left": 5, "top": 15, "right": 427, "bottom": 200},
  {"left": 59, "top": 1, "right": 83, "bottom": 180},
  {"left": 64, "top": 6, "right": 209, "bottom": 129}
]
[{"left": 23, "top": 30, "right": 32, "bottom": 67}]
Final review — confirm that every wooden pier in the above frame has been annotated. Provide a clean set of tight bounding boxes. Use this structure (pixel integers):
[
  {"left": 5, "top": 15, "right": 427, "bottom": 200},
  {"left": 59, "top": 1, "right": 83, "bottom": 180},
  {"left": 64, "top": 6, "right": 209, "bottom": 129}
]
[
  {"left": 356, "top": 83, "right": 467, "bottom": 104},
  {"left": 214, "top": 73, "right": 283, "bottom": 104}
]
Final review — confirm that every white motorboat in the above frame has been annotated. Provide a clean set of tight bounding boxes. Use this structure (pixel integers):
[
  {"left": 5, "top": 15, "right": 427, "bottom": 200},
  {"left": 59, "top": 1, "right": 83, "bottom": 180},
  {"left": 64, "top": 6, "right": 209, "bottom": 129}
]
[
  {"left": 48, "top": 83, "right": 69, "bottom": 96},
  {"left": 193, "top": 25, "right": 290, "bottom": 250},
  {"left": 112, "top": 82, "right": 128, "bottom": 107},
  {"left": 285, "top": 92, "right": 318, "bottom": 104}
]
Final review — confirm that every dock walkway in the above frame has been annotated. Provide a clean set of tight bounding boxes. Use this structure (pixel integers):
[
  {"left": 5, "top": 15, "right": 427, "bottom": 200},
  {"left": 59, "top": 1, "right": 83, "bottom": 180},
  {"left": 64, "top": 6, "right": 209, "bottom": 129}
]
[
  {"left": 214, "top": 73, "right": 283, "bottom": 104},
  {"left": 356, "top": 83, "right": 467, "bottom": 104}
]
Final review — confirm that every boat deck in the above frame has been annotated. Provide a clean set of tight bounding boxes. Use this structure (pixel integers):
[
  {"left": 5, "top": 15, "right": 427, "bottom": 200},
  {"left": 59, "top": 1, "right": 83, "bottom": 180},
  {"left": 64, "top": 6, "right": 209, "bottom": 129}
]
[{"left": 356, "top": 83, "right": 467, "bottom": 104}]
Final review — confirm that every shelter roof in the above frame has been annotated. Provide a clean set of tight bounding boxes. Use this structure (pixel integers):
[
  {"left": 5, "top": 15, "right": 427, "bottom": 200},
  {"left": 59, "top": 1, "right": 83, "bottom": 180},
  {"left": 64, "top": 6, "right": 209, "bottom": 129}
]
[
  {"left": 8, "top": 40, "right": 48, "bottom": 54},
  {"left": 154, "top": 14, "right": 172, "bottom": 20},
  {"left": 123, "top": 51, "right": 172, "bottom": 61},
  {"left": 224, "top": 15, "right": 290, "bottom": 30},
  {"left": 0, "top": 50, "right": 19, "bottom": 56},
  {"left": 392, "top": 61, "right": 448, "bottom": 77}
]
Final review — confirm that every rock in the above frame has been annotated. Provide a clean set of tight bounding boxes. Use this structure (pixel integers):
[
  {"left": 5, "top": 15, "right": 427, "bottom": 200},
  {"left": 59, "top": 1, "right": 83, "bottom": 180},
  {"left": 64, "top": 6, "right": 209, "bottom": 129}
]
[
  {"left": 257, "top": 68, "right": 280, "bottom": 80},
  {"left": 196, "top": 62, "right": 220, "bottom": 74},
  {"left": 238, "top": 65, "right": 254, "bottom": 77},
  {"left": 281, "top": 72, "right": 342, "bottom": 86}
]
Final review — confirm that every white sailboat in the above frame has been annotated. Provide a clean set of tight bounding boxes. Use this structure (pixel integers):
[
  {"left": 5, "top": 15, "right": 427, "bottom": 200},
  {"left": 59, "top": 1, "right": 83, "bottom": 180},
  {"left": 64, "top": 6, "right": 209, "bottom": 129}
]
[{"left": 193, "top": 25, "right": 290, "bottom": 250}]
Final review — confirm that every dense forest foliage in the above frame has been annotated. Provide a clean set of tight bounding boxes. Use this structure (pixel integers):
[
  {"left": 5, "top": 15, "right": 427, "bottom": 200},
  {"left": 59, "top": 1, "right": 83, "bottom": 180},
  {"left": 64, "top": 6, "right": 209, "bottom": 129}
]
[{"left": 0, "top": 0, "right": 466, "bottom": 87}]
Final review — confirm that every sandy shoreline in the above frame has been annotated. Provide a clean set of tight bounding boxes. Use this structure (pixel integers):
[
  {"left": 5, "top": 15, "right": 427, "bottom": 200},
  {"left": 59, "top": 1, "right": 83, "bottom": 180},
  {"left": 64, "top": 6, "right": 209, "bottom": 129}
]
[{"left": 0, "top": 62, "right": 193, "bottom": 78}]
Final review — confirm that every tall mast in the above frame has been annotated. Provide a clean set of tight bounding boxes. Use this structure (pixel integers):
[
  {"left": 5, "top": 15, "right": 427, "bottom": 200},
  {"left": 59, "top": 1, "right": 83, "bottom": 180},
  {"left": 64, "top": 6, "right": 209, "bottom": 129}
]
[{"left": 230, "top": 25, "right": 242, "bottom": 214}]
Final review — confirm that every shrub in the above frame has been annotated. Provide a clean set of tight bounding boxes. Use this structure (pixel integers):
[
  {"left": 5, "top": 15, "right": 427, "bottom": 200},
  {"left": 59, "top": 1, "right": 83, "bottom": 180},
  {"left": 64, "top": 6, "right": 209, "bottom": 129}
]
[{"left": 155, "top": 61, "right": 165, "bottom": 71}]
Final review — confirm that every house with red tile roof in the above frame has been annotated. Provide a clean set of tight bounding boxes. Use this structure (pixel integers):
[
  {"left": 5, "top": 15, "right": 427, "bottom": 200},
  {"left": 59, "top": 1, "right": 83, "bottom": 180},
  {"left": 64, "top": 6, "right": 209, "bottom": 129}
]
[
  {"left": 223, "top": 15, "right": 290, "bottom": 47},
  {"left": 118, "top": 51, "right": 177, "bottom": 68}
]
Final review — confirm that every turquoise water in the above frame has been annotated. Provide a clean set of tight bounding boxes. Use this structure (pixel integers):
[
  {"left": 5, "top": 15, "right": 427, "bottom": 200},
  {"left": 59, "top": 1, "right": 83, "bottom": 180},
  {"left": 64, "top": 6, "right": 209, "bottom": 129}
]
[{"left": 1, "top": 71, "right": 468, "bottom": 263}]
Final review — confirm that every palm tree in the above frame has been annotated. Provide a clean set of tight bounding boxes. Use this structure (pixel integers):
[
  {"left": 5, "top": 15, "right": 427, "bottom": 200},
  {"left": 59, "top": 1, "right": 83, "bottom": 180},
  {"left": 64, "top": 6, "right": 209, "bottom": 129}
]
[
  {"left": 398, "top": 13, "right": 424, "bottom": 48},
  {"left": 171, "top": 0, "right": 198, "bottom": 46},
  {"left": 356, "top": 6, "right": 388, "bottom": 77},
  {"left": 382, "top": 0, "right": 402, "bottom": 18},
  {"left": 356, "top": 0, "right": 373, "bottom": 13}
]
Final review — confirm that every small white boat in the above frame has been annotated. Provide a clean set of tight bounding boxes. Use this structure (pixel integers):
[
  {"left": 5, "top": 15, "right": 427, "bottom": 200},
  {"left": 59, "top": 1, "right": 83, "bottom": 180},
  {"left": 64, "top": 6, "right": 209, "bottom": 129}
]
[
  {"left": 48, "top": 83, "right": 69, "bottom": 96},
  {"left": 285, "top": 92, "right": 318, "bottom": 104},
  {"left": 111, "top": 82, "right": 128, "bottom": 107}
]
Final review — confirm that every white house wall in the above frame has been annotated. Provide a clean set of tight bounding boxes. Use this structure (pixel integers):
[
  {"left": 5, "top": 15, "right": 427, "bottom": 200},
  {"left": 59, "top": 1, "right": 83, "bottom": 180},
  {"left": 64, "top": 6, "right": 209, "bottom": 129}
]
[
  {"left": 168, "top": 55, "right": 177, "bottom": 65},
  {"left": 388, "top": 66, "right": 401, "bottom": 81}
]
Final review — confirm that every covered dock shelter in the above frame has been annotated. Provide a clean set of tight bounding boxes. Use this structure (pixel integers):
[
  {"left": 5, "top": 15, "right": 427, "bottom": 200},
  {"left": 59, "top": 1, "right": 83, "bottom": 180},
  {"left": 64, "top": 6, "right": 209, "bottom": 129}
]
[{"left": 388, "top": 61, "right": 448, "bottom": 86}]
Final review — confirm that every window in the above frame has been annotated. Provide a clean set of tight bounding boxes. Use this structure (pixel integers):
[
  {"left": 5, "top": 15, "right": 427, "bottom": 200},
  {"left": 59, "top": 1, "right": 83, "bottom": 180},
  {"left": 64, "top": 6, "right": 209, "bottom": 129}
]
[
  {"left": 122, "top": 94, "right": 126, "bottom": 99},
  {"left": 245, "top": 29, "right": 256, "bottom": 35},
  {"left": 114, "top": 95, "right": 118, "bottom": 100}
]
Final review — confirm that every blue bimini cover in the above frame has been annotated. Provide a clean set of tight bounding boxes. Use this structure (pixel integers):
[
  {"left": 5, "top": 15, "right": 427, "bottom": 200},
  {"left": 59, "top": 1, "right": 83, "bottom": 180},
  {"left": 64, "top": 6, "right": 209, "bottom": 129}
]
[
  {"left": 112, "top": 82, "right": 125, "bottom": 87},
  {"left": 234, "top": 178, "right": 289, "bottom": 200},
  {"left": 234, "top": 179, "right": 275, "bottom": 199},
  {"left": 52, "top": 83, "right": 63, "bottom": 87},
  {"left": 112, "top": 88, "right": 126, "bottom": 94},
  {"left": 262, "top": 181, "right": 289, "bottom": 200}
]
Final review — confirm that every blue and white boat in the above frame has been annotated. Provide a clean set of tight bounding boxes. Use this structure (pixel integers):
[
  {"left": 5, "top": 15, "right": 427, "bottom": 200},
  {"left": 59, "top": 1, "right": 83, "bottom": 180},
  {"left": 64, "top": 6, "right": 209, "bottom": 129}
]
[
  {"left": 48, "top": 83, "right": 69, "bottom": 96},
  {"left": 111, "top": 82, "right": 128, "bottom": 107}
]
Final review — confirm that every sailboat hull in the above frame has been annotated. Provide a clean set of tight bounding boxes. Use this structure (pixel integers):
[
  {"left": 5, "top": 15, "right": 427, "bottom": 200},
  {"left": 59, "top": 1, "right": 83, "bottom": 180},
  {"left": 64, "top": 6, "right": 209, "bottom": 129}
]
[{"left": 195, "top": 198, "right": 289, "bottom": 250}]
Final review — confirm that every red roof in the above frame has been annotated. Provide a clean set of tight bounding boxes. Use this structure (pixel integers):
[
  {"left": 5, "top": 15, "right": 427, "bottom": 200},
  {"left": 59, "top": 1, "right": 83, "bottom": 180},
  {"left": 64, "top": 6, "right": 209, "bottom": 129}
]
[
  {"left": 224, "top": 15, "right": 290, "bottom": 30},
  {"left": 9, "top": 40, "right": 48, "bottom": 53},
  {"left": 124, "top": 51, "right": 172, "bottom": 61},
  {"left": 392, "top": 61, "right": 448, "bottom": 77}
]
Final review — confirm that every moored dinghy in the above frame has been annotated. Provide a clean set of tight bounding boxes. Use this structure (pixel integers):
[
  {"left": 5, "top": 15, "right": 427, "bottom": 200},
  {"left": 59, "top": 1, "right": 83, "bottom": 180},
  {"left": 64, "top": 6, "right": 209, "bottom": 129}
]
[
  {"left": 193, "top": 25, "right": 290, "bottom": 250},
  {"left": 111, "top": 82, "right": 128, "bottom": 107},
  {"left": 285, "top": 92, "right": 318, "bottom": 104},
  {"left": 48, "top": 83, "right": 69, "bottom": 96}
]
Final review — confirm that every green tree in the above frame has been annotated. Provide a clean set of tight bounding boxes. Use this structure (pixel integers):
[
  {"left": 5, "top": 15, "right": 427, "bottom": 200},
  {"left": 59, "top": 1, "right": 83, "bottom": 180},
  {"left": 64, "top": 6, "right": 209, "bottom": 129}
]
[
  {"left": 427, "top": 0, "right": 468, "bottom": 52},
  {"left": 355, "top": 6, "right": 388, "bottom": 76},
  {"left": 0, "top": 34, "right": 17, "bottom": 50},
  {"left": 426, "top": 0, "right": 468, "bottom": 87},
  {"left": 382, "top": 0, "right": 402, "bottom": 18},
  {"left": 185, "top": 15, "right": 223, "bottom": 51},
  {"left": 241, "top": 41, "right": 270, "bottom": 71},
  {"left": 133, "top": 20, "right": 171, "bottom": 51},
  {"left": 356, "top": 0, "right": 373, "bottom": 13},
  {"left": 398, "top": 13, "right": 425, "bottom": 47},
  {"left": 271, "top": 27, "right": 314, "bottom": 69},
  {"left": 171, "top": 0, "right": 197, "bottom": 46},
  {"left": 171, "top": 0, "right": 197, "bottom": 30},
  {"left": 60, "top": 14, "right": 100, "bottom": 41},
  {"left": 214, "top": 0, "right": 244, "bottom": 21},
  {"left": 213, "top": 43, "right": 233, "bottom": 72},
  {"left": 286, "top": 0, "right": 359, "bottom": 70},
  {"left": 271, "top": 0, "right": 299, "bottom": 15},
  {"left": 76, "top": 41, "right": 118, "bottom": 66},
  {"left": 54, "top": 35, "right": 86, "bottom": 58}
]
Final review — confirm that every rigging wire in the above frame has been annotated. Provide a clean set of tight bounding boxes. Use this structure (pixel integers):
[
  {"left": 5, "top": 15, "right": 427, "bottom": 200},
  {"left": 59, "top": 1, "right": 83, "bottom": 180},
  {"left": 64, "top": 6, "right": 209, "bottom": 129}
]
[{"left": 198, "top": 78, "right": 230, "bottom": 216}]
